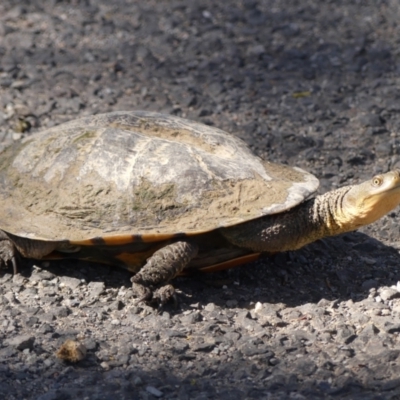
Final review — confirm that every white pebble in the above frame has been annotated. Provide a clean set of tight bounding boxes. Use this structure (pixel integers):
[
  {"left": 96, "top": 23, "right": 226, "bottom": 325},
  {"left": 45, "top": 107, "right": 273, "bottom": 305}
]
[{"left": 100, "top": 362, "right": 110, "bottom": 370}]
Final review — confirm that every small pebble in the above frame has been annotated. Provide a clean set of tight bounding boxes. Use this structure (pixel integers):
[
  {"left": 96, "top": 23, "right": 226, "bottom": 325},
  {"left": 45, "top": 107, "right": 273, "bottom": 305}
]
[
  {"left": 146, "top": 386, "right": 163, "bottom": 398},
  {"left": 100, "top": 362, "right": 110, "bottom": 370}
]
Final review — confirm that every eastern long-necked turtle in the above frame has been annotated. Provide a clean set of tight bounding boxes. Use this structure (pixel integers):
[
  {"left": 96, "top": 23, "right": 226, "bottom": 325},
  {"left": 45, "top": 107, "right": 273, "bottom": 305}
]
[{"left": 1, "top": 111, "right": 400, "bottom": 303}]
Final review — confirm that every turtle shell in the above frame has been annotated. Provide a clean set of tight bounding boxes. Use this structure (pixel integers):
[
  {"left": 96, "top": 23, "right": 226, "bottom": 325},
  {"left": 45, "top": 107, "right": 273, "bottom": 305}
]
[{"left": 0, "top": 111, "right": 319, "bottom": 244}]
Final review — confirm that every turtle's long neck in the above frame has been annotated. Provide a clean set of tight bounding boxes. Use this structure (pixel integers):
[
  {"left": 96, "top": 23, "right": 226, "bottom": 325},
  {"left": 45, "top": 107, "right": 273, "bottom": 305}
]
[{"left": 222, "top": 186, "right": 354, "bottom": 253}]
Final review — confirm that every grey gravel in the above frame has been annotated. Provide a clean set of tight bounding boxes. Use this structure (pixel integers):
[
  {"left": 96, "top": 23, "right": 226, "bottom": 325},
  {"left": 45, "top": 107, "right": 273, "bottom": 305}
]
[
  {"left": 380, "top": 286, "right": 400, "bottom": 300},
  {"left": 5, "top": 335, "right": 35, "bottom": 351},
  {"left": 59, "top": 276, "right": 81, "bottom": 290},
  {"left": 1, "top": 1, "right": 400, "bottom": 399},
  {"left": 87, "top": 281, "right": 106, "bottom": 298}
]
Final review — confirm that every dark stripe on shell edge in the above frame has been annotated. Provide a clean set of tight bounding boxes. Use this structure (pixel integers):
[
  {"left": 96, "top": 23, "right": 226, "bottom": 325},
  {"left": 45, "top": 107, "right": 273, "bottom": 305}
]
[
  {"left": 131, "top": 234, "right": 143, "bottom": 242},
  {"left": 172, "top": 232, "right": 188, "bottom": 240},
  {"left": 90, "top": 237, "right": 107, "bottom": 245},
  {"left": 180, "top": 252, "right": 262, "bottom": 275},
  {"left": 70, "top": 231, "right": 197, "bottom": 246}
]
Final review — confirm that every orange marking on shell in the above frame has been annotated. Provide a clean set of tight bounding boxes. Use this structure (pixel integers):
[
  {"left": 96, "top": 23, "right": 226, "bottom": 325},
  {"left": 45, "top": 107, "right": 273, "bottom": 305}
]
[
  {"left": 180, "top": 252, "right": 262, "bottom": 275},
  {"left": 114, "top": 251, "right": 154, "bottom": 272},
  {"left": 42, "top": 252, "right": 64, "bottom": 260},
  {"left": 69, "top": 233, "right": 175, "bottom": 246}
]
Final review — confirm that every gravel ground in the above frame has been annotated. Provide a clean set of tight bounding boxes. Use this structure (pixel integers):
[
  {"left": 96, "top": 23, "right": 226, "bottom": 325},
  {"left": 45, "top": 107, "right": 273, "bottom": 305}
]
[{"left": 1, "top": 0, "right": 400, "bottom": 399}]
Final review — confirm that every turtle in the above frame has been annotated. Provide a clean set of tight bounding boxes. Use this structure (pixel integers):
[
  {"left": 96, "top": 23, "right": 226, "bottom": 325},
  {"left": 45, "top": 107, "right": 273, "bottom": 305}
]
[{"left": 1, "top": 110, "right": 400, "bottom": 304}]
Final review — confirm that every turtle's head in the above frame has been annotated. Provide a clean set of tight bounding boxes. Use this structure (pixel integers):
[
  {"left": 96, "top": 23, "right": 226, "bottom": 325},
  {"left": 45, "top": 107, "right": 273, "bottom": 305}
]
[{"left": 341, "top": 170, "right": 400, "bottom": 228}]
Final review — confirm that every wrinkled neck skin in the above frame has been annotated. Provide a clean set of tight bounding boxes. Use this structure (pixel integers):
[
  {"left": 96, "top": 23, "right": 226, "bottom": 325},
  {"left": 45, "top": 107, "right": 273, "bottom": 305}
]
[
  {"left": 222, "top": 185, "right": 355, "bottom": 253},
  {"left": 310, "top": 185, "right": 356, "bottom": 239}
]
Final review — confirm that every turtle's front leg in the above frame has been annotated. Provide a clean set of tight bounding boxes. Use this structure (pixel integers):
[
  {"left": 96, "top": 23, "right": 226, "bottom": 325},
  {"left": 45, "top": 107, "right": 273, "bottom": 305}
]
[
  {"left": 0, "top": 230, "right": 18, "bottom": 274},
  {"left": 131, "top": 241, "right": 198, "bottom": 306}
]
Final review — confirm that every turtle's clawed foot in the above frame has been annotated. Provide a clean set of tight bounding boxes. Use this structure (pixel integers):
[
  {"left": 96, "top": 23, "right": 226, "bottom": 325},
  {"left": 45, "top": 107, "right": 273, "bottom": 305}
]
[
  {"left": 0, "top": 238, "right": 18, "bottom": 274},
  {"left": 131, "top": 281, "right": 177, "bottom": 308},
  {"left": 130, "top": 241, "right": 197, "bottom": 307},
  {"left": 131, "top": 282, "right": 153, "bottom": 305},
  {"left": 153, "top": 284, "right": 178, "bottom": 308}
]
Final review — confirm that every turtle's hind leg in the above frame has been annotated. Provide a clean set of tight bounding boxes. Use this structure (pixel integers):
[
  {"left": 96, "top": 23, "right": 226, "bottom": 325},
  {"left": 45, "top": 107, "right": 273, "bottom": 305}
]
[
  {"left": 0, "top": 231, "right": 18, "bottom": 274},
  {"left": 0, "top": 230, "right": 58, "bottom": 274},
  {"left": 131, "top": 241, "right": 198, "bottom": 306}
]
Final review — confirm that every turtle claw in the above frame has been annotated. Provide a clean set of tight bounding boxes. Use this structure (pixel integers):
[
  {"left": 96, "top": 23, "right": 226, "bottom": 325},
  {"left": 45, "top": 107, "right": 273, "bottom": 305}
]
[
  {"left": 131, "top": 282, "right": 153, "bottom": 306},
  {"left": 11, "top": 256, "right": 18, "bottom": 275},
  {"left": 131, "top": 281, "right": 177, "bottom": 308},
  {"left": 153, "top": 284, "right": 177, "bottom": 307}
]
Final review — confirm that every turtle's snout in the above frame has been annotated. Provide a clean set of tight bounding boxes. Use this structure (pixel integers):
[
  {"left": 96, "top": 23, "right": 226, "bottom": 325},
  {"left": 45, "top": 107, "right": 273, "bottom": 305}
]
[
  {"left": 389, "top": 170, "right": 400, "bottom": 187},
  {"left": 384, "top": 169, "right": 400, "bottom": 182},
  {"left": 392, "top": 169, "right": 400, "bottom": 183}
]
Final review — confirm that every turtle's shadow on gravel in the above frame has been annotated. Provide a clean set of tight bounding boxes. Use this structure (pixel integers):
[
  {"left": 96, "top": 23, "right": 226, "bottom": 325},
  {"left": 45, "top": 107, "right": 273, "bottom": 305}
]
[
  {"left": 18, "top": 231, "right": 400, "bottom": 312},
  {"left": 2, "top": 359, "right": 391, "bottom": 400},
  {"left": 177, "top": 232, "right": 400, "bottom": 310}
]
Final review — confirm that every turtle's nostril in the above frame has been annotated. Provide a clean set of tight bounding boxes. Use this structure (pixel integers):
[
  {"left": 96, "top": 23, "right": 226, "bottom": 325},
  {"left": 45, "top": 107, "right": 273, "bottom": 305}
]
[{"left": 393, "top": 170, "right": 400, "bottom": 180}]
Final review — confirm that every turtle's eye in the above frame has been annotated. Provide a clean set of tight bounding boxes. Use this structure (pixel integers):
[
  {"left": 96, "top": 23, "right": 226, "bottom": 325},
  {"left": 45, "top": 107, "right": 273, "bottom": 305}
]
[{"left": 372, "top": 176, "right": 383, "bottom": 187}]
